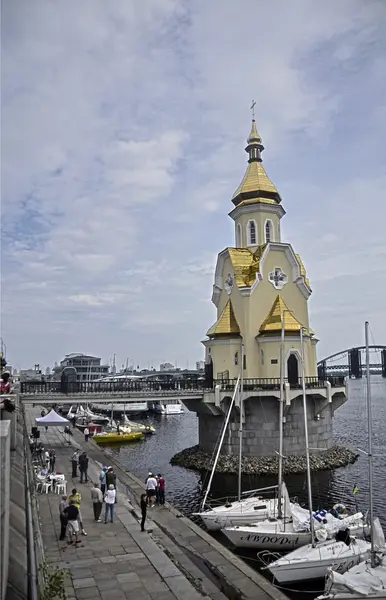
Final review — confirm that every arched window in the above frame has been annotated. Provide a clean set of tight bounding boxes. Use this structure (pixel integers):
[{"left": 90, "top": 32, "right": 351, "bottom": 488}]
[
  {"left": 234, "top": 352, "right": 239, "bottom": 366},
  {"left": 247, "top": 220, "right": 257, "bottom": 246},
  {"left": 265, "top": 219, "right": 273, "bottom": 243},
  {"left": 236, "top": 224, "right": 242, "bottom": 248},
  {"left": 260, "top": 349, "right": 264, "bottom": 365}
]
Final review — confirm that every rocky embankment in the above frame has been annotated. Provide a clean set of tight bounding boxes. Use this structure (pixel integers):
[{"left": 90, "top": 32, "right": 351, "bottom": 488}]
[{"left": 170, "top": 445, "right": 359, "bottom": 475}]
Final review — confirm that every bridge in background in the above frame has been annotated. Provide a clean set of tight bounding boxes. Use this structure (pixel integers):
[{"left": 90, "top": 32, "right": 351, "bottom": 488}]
[{"left": 318, "top": 345, "right": 386, "bottom": 378}]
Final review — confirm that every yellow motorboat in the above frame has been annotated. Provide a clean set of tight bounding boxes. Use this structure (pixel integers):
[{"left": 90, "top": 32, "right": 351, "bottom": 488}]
[{"left": 93, "top": 431, "right": 144, "bottom": 444}]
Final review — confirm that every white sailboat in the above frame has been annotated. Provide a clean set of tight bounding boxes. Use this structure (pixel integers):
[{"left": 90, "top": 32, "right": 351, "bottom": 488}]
[
  {"left": 223, "top": 504, "right": 367, "bottom": 551},
  {"left": 267, "top": 325, "right": 377, "bottom": 584},
  {"left": 223, "top": 315, "right": 308, "bottom": 546},
  {"left": 317, "top": 523, "right": 385, "bottom": 599},
  {"left": 193, "top": 356, "right": 289, "bottom": 531},
  {"left": 317, "top": 321, "right": 386, "bottom": 599}
]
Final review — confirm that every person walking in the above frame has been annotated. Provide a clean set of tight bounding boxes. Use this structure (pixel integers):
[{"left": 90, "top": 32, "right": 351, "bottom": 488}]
[
  {"left": 59, "top": 495, "right": 68, "bottom": 541},
  {"left": 64, "top": 500, "right": 81, "bottom": 545},
  {"left": 79, "top": 452, "right": 89, "bottom": 483},
  {"left": 91, "top": 483, "right": 103, "bottom": 522},
  {"left": 99, "top": 466, "right": 108, "bottom": 495},
  {"left": 68, "top": 488, "right": 87, "bottom": 536},
  {"left": 158, "top": 473, "right": 165, "bottom": 505},
  {"left": 146, "top": 473, "right": 158, "bottom": 507},
  {"left": 70, "top": 450, "right": 79, "bottom": 478},
  {"left": 104, "top": 484, "right": 116, "bottom": 523},
  {"left": 44, "top": 450, "right": 50, "bottom": 470},
  {"left": 49, "top": 450, "right": 56, "bottom": 473},
  {"left": 140, "top": 493, "right": 147, "bottom": 532},
  {"left": 84, "top": 427, "right": 90, "bottom": 442}
]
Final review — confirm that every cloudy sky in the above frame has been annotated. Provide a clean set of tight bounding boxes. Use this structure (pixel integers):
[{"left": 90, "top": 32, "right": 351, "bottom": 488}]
[{"left": 2, "top": 0, "right": 386, "bottom": 371}]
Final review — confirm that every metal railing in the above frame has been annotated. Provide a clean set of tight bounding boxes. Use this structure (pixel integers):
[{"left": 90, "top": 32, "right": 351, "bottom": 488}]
[
  {"left": 20, "top": 378, "right": 208, "bottom": 395},
  {"left": 20, "top": 374, "right": 346, "bottom": 396},
  {"left": 213, "top": 376, "right": 345, "bottom": 392}
]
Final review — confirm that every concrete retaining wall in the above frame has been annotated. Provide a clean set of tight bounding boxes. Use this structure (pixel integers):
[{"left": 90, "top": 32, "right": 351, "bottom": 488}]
[
  {"left": 198, "top": 394, "right": 334, "bottom": 456},
  {"left": 0, "top": 420, "right": 11, "bottom": 600}
]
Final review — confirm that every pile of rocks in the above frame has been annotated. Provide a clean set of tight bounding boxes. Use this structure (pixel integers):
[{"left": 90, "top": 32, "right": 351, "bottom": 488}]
[{"left": 170, "top": 444, "right": 359, "bottom": 475}]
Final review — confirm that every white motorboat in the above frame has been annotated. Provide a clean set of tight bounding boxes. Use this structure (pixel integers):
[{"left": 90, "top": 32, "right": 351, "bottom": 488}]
[
  {"left": 223, "top": 508, "right": 368, "bottom": 551},
  {"left": 317, "top": 552, "right": 386, "bottom": 599},
  {"left": 267, "top": 536, "right": 371, "bottom": 584},
  {"left": 149, "top": 400, "right": 183, "bottom": 414}
]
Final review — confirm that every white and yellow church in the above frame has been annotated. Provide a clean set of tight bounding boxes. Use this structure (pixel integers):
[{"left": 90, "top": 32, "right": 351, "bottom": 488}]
[{"left": 190, "top": 117, "right": 347, "bottom": 457}]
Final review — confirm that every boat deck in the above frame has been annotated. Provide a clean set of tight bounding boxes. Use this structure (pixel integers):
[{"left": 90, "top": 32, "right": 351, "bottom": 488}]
[{"left": 25, "top": 405, "right": 288, "bottom": 600}]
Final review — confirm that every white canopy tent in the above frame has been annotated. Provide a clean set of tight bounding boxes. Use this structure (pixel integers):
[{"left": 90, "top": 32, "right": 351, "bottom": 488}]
[{"left": 35, "top": 409, "right": 70, "bottom": 427}]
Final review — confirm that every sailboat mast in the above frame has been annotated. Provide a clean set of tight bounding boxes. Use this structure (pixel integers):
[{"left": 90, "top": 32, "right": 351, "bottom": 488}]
[
  {"left": 300, "top": 327, "right": 315, "bottom": 546},
  {"left": 365, "top": 321, "right": 375, "bottom": 567},
  {"left": 277, "top": 314, "right": 285, "bottom": 519},
  {"left": 201, "top": 376, "right": 240, "bottom": 511},
  {"left": 237, "top": 343, "right": 245, "bottom": 502}
]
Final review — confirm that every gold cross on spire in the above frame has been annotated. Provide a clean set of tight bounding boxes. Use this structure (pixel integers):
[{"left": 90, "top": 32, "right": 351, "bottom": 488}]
[{"left": 250, "top": 99, "right": 256, "bottom": 119}]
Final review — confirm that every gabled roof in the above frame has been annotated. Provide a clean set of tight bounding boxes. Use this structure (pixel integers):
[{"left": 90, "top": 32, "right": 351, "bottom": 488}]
[
  {"left": 207, "top": 300, "right": 241, "bottom": 338},
  {"left": 259, "top": 295, "right": 305, "bottom": 335}
]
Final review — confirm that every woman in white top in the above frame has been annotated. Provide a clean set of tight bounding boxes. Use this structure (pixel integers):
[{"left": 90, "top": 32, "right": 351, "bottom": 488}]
[{"left": 104, "top": 484, "right": 116, "bottom": 523}]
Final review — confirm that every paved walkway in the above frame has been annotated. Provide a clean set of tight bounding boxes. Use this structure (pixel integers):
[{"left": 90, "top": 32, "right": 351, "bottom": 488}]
[
  {"left": 26, "top": 407, "right": 210, "bottom": 600},
  {"left": 25, "top": 405, "right": 287, "bottom": 600}
]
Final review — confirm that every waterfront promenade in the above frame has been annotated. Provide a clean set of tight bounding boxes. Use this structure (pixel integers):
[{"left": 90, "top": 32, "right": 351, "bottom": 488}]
[{"left": 25, "top": 405, "right": 288, "bottom": 600}]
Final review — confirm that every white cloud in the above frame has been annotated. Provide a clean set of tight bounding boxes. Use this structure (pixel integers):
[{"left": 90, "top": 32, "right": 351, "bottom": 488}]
[{"left": 2, "top": 0, "right": 385, "bottom": 369}]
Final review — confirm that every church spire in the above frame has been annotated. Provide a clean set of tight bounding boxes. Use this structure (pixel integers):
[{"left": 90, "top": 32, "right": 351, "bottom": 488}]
[
  {"left": 231, "top": 112, "right": 282, "bottom": 206},
  {"left": 246, "top": 119, "right": 264, "bottom": 163}
]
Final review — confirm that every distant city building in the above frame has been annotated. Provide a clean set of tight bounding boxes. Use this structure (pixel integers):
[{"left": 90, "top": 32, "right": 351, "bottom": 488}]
[
  {"left": 20, "top": 368, "right": 42, "bottom": 381},
  {"left": 160, "top": 362, "right": 175, "bottom": 371},
  {"left": 52, "top": 353, "right": 109, "bottom": 382},
  {"left": 196, "top": 361, "right": 205, "bottom": 371}
]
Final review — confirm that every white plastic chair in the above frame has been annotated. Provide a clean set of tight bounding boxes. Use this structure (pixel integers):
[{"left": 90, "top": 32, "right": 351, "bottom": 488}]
[
  {"left": 56, "top": 481, "right": 67, "bottom": 495},
  {"left": 36, "top": 480, "right": 44, "bottom": 493},
  {"left": 42, "top": 481, "right": 52, "bottom": 494}
]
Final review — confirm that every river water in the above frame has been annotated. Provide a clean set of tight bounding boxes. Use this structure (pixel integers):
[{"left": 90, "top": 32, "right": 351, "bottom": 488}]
[{"left": 104, "top": 377, "right": 386, "bottom": 599}]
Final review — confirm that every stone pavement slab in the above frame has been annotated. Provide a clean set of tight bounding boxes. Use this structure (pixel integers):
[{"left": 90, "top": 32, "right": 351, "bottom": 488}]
[
  {"left": 25, "top": 404, "right": 287, "bottom": 600},
  {"left": 25, "top": 406, "right": 209, "bottom": 600}
]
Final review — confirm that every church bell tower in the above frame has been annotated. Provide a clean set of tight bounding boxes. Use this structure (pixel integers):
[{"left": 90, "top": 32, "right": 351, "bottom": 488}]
[
  {"left": 179, "top": 106, "right": 348, "bottom": 460},
  {"left": 204, "top": 114, "right": 317, "bottom": 386}
]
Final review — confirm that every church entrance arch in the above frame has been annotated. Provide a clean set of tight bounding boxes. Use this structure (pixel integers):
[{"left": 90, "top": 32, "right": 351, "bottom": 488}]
[{"left": 287, "top": 353, "right": 299, "bottom": 386}]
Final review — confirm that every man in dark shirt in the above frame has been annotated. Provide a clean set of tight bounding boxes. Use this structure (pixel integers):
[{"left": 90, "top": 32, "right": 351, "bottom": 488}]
[
  {"left": 105, "top": 467, "right": 117, "bottom": 502},
  {"left": 63, "top": 500, "right": 80, "bottom": 544},
  {"left": 140, "top": 494, "right": 147, "bottom": 532},
  {"left": 79, "top": 452, "right": 89, "bottom": 483}
]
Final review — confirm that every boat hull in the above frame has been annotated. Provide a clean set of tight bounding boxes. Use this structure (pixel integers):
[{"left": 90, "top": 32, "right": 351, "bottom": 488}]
[
  {"left": 223, "top": 524, "right": 310, "bottom": 550},
  {"left": 93, "top": 432, "right": 144, "bottom": 444},
  {"left": 268, "top": 540, "right": 371, "bottom": 584},
  {"left": 223, "top": 522, "right": 369, "bottom": 551},
  {"left": 195, "top": 497, "right": 284, "bottom": 531},
  {"left": 150, "top": 401, "right": 183, "bottom": 414}
]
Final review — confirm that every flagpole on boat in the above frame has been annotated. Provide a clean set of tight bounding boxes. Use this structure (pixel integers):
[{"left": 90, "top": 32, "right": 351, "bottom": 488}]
[
  {"left": 365, "top": 321, "right": 376, "bottom": 568},
  {"left": 237, "top": 342, "right": 245, "bottom": 502},
  {"left": 300, "top": 326, "right": 315, "bottom": 547}
]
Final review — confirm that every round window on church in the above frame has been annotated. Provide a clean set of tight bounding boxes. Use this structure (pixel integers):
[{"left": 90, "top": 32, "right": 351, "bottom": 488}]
[{"left": 268, "top": 267, "right": 288, "bottom": 290}]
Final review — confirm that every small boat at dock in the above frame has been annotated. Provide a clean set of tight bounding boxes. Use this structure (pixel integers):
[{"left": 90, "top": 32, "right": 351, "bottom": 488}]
[{"left": 93, "top": 431, "right": 144, "bottom": 444}]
